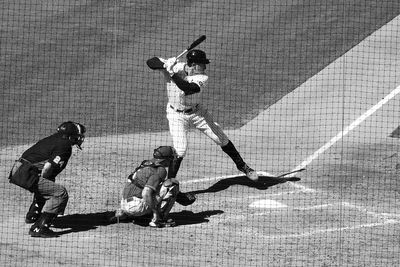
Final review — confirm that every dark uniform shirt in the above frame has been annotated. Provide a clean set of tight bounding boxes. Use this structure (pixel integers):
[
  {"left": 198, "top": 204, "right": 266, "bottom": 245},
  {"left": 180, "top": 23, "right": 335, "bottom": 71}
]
[
  {"left": 122, "top": 160, "right": 167, "bottom": 199},
  {"left": 21, "top": 133, "right": 72, "bottom": 180}
]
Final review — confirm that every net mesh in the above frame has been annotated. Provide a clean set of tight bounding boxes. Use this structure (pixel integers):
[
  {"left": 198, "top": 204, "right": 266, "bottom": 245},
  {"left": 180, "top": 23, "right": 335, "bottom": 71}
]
[{"left": 1, "top": 0, "right": 400, "bottom": 266}]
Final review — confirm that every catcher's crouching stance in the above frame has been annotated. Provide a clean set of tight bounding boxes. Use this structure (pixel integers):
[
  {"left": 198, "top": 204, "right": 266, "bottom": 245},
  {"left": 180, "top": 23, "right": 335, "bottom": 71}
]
[{"left": 109, "top": 146, "right": 181, "bottom": 228}]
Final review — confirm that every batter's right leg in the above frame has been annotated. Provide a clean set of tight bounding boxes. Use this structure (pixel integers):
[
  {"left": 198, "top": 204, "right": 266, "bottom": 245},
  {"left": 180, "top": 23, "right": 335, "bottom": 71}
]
[
  {"left": 166, "top": 107, "right": 189, "bottom": 178},
  {"left": 221, "top": 141, "right": 259, "bottom": 181},
  {"left": 168, "top": 156, "right": 183, "bottom": 179},
  {"left": 192, "top": 107, "right": 259, "bottom": 181}
]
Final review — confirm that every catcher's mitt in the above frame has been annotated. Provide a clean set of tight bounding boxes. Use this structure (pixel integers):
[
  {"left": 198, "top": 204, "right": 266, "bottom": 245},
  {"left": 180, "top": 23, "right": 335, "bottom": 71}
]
[{"left": 176, "top": 191, "right": 196, "bottom": 206}]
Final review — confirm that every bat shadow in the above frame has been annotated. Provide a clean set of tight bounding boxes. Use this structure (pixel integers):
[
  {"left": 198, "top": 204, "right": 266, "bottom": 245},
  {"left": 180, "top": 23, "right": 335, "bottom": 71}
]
[{"left": 189, "top": 174, "right": 301, "bottom": 195}]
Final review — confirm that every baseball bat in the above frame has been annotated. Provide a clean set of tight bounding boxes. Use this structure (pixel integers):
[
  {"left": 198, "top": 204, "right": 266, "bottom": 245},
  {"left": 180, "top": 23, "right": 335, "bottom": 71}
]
[{"left": 176, "top": 35, "right": 206, "bottom": 59}]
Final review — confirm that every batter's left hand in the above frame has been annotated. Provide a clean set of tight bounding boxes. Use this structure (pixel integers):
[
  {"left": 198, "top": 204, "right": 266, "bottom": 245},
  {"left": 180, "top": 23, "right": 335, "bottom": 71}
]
[{"left": 164, "top": 57, "right": 177, "bottom": 76}]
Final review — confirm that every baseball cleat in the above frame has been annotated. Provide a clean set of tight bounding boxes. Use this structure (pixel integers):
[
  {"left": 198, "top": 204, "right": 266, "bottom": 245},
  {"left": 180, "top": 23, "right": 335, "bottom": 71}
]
[
  {"left": 149, "top": 218, "right": 176, "bottom": 228},
  {"left": 29, "top": 227, "right": 59, "bottom": 238},
  {"left": 161, "top": 218, "right": 176, "bottom": 227},
  {"left": 238, "top": 164, "right": 259, "bottom": 181},
  {"left": 246, "top": 170, "right": 259, "bottom": 181}
]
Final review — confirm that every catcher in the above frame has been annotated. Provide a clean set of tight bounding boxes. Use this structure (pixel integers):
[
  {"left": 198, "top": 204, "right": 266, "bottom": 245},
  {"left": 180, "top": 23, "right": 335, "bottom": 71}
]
[
  {"left": 110, "top": 146, "right": 184, "bottom": 227},
  {"left": 8, "top": 121, "right": 86, "bottom": 238}
]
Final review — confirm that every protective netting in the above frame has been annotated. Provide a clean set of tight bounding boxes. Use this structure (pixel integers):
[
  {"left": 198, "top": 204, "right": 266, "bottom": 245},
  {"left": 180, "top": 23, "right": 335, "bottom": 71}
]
[{"left": 1, "top": 0, "right": 400, "bottom": 266}]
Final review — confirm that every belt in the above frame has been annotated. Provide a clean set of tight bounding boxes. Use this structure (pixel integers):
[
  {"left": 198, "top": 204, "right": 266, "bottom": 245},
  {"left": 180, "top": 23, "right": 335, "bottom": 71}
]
[
  {"left": 170, "top": 104, "right": 198, "bottom": 114},
  {"left": 18, "top": 158, "right": 32, "bottom": 164}
]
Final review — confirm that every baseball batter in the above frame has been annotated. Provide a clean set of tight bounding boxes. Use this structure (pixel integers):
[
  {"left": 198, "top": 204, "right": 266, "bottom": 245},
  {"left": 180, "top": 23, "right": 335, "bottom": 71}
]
[{"left": 151, "top": 49, "right": 258, "bottom": 182}]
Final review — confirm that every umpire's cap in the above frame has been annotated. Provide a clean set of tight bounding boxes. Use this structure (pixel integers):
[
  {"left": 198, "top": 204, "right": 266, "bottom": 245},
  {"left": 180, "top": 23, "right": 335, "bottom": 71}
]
[{"left": 153, "top": 146, "right": 176, "bottom": 161}]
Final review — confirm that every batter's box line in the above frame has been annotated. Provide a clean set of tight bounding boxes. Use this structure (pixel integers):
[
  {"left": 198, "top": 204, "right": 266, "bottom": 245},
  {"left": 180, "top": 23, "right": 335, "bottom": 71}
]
[
  {"left": 342, "top": 202, "right": 400, "bottom": 220},
  {"left": 251, "top": 201, "right": 400, "bottom": 221},
  {"left": 262, "top": 219, "right": 400, "bottom": 240},
  {"left": 284, "top": 181, "right": 316, "bottom": 193},
  {"left": 181, "top": 171, "right": 316, "bottom": 192},
  {"left": 248, "top": 203, "right": 400, "bottom": 239},
  {"left": 247, "top": 189, "right": 316, "bottom": 199}
]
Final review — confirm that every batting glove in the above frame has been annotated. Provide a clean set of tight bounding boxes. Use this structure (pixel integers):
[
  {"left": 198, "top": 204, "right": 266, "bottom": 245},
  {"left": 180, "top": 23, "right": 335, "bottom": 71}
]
[{"left": 164, "top": 57, "right": 177, "bottom": 76}]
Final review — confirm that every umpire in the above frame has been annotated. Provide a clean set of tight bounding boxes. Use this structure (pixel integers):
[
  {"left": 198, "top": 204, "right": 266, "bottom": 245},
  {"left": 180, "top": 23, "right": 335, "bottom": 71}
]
[{"left": 8, "top": 121, "right": 86, "bottom": 238}]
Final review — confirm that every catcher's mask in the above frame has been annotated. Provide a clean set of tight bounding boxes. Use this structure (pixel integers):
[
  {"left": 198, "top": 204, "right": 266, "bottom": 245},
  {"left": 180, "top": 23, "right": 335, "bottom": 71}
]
[
  {"left": 186, "top": 49, "right": 210, "bottom": 66},
  {"left": 153, "top": 146, "right": 176, "bottom": 163},
  {"left": 57, "top": 121, "right": 86, "bottom": 149}
]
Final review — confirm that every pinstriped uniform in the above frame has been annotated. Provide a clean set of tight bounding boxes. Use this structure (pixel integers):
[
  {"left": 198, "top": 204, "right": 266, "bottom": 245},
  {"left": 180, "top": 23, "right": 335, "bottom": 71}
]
[{"left": 163, "top": 62, "right": 229, "bottom": 157}]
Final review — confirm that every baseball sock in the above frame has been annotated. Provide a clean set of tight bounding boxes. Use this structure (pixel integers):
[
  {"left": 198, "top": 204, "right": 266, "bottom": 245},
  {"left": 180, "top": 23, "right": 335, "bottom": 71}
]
[{"left": 221, "top": 140, "right": 247, "bottom": 170}]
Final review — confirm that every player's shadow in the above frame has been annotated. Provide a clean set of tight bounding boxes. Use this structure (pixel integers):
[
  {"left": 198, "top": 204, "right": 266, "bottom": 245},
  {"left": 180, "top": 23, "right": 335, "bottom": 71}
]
[
  {"left": 171, "top": 210, "right": 224, "bottom": 226},
  {"left": 131, "top": 210, "right": 224, "bottom": 227},
  {"left": 52, "top": 210, "right": 224, "bottom": 232},
  {"left": 52, "top": 211, "right": 115, "bottom": 235},
  {"left": 189, "top": 174, "right": 301, "bottom": 195}
]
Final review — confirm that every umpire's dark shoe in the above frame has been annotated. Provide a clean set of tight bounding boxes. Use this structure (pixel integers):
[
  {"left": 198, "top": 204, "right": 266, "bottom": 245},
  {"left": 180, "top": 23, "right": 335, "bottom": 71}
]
[{"left": 29, "top": 226, "right": 59, "bottom": 238}]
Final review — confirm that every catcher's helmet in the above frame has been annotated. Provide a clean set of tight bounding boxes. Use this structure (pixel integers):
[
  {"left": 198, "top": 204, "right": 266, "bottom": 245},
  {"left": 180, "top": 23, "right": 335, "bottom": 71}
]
[
  {"left": 153, "top": 146, "right": 176, "bottom": 161},
  {"left": 186, "top": 49, "right": 210, "bottom": 66},
  {"left": 57, "top": 121, "right": 86, "bottom": 148}
]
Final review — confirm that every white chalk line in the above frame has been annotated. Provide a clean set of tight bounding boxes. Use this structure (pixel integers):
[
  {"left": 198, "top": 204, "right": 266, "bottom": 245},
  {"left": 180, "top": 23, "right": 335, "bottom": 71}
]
[
  {"left": 263, "top": 219, "right": 399, "bottom": 240},
  {"left": 252, "top": 201, "right": 400, "bottom": 217},
  {"left": 181, "top": 170, "right": 315, "bottom": 191},
  {"left": 247, "top": 189, "right": 315, "bottom": 199},
  {"left": 183, "top": 84, "right": 400, "bottom": 217},
  {"left": 342, "top": 202, "right": 400, "bottom": 219},
  {"left": 181, "top": 173, "right": 238, "bottom": 185},
  {"left": 241, "top": 202, "right": 400, "bottom": 239},
  {"left": 290, "top": 84, "right": 400, "bottom": 173}
]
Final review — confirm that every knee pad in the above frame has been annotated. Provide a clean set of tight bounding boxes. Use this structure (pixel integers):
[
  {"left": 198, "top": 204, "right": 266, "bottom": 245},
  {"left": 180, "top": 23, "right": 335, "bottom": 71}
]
[{"left": 163, "top": 178, "right": 179, "bottom": 187}]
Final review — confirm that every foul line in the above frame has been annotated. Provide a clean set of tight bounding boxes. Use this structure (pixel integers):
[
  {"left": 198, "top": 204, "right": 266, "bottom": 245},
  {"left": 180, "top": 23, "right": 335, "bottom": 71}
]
[
  {"left": 290, "top": 84, "right": 400, "bottom": 173},
  {"left": 182, "top": 85, "right": 400, "bottom": 186}
]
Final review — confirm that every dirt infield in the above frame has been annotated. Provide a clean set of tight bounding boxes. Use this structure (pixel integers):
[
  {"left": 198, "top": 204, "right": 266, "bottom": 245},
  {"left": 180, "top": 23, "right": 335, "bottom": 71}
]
[
  {"left": 1, "top": 0, "right": 400, "bottom": 146},
  {"left": 1, "top": 1, "right": 400, "bottom": 267}
]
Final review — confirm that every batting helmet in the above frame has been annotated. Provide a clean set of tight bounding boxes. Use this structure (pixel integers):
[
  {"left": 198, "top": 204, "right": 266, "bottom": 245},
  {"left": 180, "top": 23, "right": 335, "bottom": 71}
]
[
  {"left": 186, "top": 49, "right": 210, "bottom": 66},
  {"left": 57, "top": 121, "right": 86, "bottom": 148},
  {"left": 153, "top": 146, "right": 176, "bottom": 161}
]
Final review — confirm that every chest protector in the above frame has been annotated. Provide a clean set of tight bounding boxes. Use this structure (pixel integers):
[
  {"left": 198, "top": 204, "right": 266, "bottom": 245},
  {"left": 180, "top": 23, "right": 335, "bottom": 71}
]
[{"left": 127, "top": 160, "right": 163, "bottom": 189}]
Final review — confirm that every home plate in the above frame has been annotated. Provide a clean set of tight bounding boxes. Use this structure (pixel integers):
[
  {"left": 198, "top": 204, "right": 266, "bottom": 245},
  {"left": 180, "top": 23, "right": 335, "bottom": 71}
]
[{"left": 250, "top": 199, "right": 287, "bottom": 209}]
